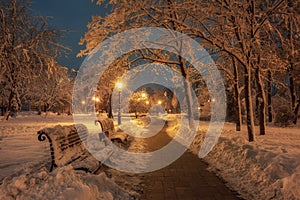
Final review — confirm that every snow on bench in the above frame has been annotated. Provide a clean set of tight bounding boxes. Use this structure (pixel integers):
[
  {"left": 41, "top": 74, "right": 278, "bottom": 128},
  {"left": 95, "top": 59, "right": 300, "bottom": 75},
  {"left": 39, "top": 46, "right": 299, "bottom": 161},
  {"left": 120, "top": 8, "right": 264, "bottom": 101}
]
[
  {"left": 37, "top": 124, "right": 102, "bottom": 173},
  {"left": 95, "top": 118, "right": 128, "bottom": 144},
  {"left": 95, "top": 118, "right": 115, "bottom": 138}
]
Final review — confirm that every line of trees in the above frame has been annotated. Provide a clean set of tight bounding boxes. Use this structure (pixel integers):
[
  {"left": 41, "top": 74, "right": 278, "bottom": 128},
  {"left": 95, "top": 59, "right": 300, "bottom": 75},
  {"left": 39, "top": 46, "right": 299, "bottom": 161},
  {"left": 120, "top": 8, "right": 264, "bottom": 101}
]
[
  {"left": 79, "top": 0, "right": 299, "bottom": 142},
  {"left": 0, "top": 0, "right": 71, "bottom": 119}
]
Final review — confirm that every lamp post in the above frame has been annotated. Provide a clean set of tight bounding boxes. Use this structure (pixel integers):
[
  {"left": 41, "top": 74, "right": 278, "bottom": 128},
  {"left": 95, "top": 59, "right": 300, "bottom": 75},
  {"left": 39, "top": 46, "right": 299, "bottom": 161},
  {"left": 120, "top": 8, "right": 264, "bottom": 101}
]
[{"left": 116, "top": 82, "right": 123, "bottom": 125}]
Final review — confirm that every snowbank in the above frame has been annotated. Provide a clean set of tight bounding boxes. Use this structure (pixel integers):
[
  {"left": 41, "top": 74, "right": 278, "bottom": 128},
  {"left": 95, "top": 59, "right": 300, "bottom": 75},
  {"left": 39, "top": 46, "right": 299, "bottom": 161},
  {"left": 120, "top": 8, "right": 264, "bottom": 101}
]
[
  {"left": 188, "top": 122, "right": 300, "bottom": 200},
  {"left": 1, "top": 113, "right": 299, "bottom": 199},
  {"left": 0, "top": 166, "right": 130, "bottom": 200},
  {"left": 0, "top": 113, "right": 141, "bottom": 199}
]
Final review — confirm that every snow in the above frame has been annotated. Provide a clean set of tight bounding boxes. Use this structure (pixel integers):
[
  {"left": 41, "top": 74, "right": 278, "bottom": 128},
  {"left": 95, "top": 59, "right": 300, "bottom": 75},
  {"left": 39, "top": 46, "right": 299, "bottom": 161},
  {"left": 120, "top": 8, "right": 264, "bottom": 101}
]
[
  {"left": 0, "top": 166, "right": 130, "bottom": 200},
  {"left": 0, "top": 113, "right": 141, "bottom": 199},
  {"left": 0, "top": 113, "right": 74, "bottom": 182},
  {"left": 1, "top": 113, "right": 299, "bottom": 199},
  {"left": 187, "top": 121, "right": 300, "bottom": 200}
]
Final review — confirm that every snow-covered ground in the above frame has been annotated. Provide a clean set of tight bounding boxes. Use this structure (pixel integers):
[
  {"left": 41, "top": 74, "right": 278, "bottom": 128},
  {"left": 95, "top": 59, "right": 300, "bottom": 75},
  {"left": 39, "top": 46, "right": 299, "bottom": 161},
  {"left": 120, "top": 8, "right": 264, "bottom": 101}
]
[
  {"left": 167, "top": 117, "right": 300, "bottom": 200},
  {"left": 0, "top": 113, "right": 74, "bottom": 182},
  {"left": 1, "top": 113, "right": 299, "bottom": 199},
  {"left": 0, "top": 113, "right": 136, "bottom": 200}
]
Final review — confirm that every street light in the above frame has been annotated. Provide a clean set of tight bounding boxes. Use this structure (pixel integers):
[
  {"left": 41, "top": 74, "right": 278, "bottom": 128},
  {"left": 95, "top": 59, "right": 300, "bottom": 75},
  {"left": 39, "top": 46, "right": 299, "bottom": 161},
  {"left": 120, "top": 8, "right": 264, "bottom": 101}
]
[
  {"left": 92, "top": 96, "right": 100, "bottom": 114},
  {"left": 116, "top": 82, "right": 123, "bottom": 125},
  {"left": 92, "top": 96, "right": 100, "bottom": 102},
  {"left": 81, "top": 100, "right": 86, "bottom": 113},
  {"left": 158, "top": 100, "right": 162, "bottom": 105}
]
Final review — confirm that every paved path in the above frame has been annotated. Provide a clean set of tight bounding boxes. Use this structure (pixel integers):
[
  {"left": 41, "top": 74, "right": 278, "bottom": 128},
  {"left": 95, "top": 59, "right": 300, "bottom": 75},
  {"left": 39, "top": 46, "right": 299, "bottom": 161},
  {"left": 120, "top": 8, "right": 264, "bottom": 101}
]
[
  {"left": 140, "top": 151, "right": 240, "bottom": 200},
  {"left": 130, "top": 119, "right": 241, "bottom": 200}
]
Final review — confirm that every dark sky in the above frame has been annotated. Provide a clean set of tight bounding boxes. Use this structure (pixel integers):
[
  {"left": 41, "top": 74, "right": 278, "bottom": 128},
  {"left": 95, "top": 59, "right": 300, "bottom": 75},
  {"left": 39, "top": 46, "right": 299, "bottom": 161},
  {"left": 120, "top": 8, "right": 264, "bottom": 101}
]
[{"left": 31, "top": 1, "right": 109, "bottom": 70}]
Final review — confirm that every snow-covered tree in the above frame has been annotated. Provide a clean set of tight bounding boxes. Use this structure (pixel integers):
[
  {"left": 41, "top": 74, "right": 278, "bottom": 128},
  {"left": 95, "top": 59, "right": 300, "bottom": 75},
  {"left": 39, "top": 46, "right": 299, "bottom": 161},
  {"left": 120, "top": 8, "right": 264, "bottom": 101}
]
[
  {"left": 28, "top": 63, "right": 73, "bottom": 115},
  {"left": 175, "top": 0, "right": 296, "bottom": 140},
  {"left": 266, "top": 0, "right": 300, "bottom": 124},
  {"left": 79, "top": 0, "right": 214, "bottom": 126},
  {"left": 0, "top": 0, "right": 66, "bottom": 119},
  {"left": 80, "top": 0, "right": 299, "bottom": 141}
]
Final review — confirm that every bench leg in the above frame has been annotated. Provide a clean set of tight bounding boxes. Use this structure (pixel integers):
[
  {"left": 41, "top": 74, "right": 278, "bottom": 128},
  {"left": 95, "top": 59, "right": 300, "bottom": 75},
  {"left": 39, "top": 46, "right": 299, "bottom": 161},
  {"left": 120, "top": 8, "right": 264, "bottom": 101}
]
[{"left": 38, "top": 131, "right": 58, "bottom": 172}]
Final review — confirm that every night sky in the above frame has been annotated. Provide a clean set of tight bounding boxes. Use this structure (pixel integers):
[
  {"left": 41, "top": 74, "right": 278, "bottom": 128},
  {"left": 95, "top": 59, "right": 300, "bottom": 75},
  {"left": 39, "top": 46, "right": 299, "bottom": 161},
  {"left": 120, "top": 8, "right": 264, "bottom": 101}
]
[{"left": 31, "top": 1, "right": 109, "bottom": 70}]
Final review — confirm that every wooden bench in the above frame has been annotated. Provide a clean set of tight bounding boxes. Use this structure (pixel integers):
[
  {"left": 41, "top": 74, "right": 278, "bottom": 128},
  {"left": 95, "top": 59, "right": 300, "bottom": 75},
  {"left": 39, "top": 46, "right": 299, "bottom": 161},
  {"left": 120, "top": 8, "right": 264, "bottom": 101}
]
[
  {"left": 95, "top": 118, "right": 128, "bottom": 143},
  {"left": 37, "top": 124, "right": 101, "bottom": 173},
  {"left": 95, "top": 118, "right": 115, "bottom": 138}
]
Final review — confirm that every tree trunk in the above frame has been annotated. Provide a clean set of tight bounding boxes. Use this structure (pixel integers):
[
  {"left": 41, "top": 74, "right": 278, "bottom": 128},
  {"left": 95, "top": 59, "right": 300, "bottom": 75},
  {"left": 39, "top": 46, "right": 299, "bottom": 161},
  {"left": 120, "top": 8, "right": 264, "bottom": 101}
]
[
  {"left": 168, "top": 2, "right": 194, "bottom": 126},
  {"left": 0, "top": 106, "right": 3, "bottom": 116},
  {"left": 267, "top": 70, "right": 273, "bottom": 123},
  {"left": 38, "top": 101, "right": 42, "bottom": 115},
  {"left": 244, "top": 67, "right": 255, "bottom": 142},
  {"left": 288, "top": 63, "right": 299, "bottom": 125},
  {"left": 289, "top": 64, "right": 296, "bottom": 109},
  {"left": 255, "top": 68, "right": 266, "bottom": 135},
  {"left": 4, "top": 111, "right": 10, "bottom": 121},
  {"left": 167, "top": 1, "right": 194, "bottom": 127},
  {"left": 5, "top": 89, "right": 14, "bottom": 120},
  {"left": 288, "top": 16, "right": 296, "bottom": 110},
  {"left": 233, "top": 57, "right": 242, "bottom": 131},
  {"left": 108, "top": 93, "right": 113, "bottom": 119},
  {"left": 293, "top": 99, "right": 300, "bottom": 125},
  {"left": 179, "top": 55, "right": 194, "bottom": 126},
  {"left": 255, "top": 89, "right": 260, "bottom": 125}
]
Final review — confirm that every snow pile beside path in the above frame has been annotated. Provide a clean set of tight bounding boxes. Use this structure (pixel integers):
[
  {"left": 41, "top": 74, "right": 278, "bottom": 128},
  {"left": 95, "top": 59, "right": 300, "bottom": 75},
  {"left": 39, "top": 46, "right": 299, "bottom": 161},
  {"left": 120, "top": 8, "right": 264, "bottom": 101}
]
[
  {"left": 0, "top": 166, "right": 130, "bottom": 200},
  {"left": 190, "top": 124, "right": 300, "bottom": 200}
]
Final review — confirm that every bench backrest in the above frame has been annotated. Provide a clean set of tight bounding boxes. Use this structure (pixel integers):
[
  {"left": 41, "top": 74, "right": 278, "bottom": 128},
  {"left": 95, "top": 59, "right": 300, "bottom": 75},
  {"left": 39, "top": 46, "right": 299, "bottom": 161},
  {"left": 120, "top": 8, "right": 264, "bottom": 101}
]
[
  {"left": 38, "top": 124, "right": 88, "bottom": 167},
  {"left": 97, "top": 118, "right": 115, "bottom": 137}
]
